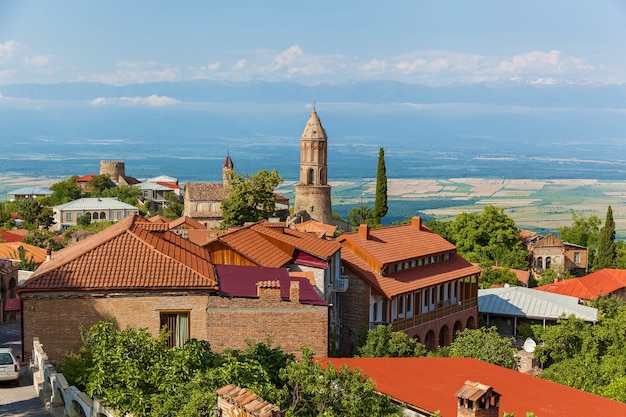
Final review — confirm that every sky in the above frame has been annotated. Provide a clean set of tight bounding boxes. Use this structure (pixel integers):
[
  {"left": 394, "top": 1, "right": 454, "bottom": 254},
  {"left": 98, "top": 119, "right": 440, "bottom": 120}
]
[{"left": 2, "top": 1, "right": 626, "bottom": 87}]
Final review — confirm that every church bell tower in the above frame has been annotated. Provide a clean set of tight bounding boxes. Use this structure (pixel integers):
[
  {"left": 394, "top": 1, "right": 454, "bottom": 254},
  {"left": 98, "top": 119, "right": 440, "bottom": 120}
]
[{"left": 294, "top": 108, "right": 332, "bottom": 224}]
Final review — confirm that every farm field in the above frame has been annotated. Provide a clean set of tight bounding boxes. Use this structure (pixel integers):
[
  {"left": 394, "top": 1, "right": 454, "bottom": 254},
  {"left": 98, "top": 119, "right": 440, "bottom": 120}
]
[{"left": 318, "top": 178, "right": 626, "bottom": 239}]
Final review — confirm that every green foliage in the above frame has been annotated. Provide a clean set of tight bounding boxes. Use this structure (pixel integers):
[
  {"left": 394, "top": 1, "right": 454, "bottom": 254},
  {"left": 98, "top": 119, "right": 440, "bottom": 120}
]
[
  {"left": 155, "top": 192, "right": 184, "bottom": 219},
  {"left": 357, "top": 325, "right": 427, "bottom": 358},
  {"left": 48, "top": 175, "right": 83, "bottom": 205},
  {"left": 557, "top": 211, "right": 600, "bottom": 250},
  {"left": 479, "top": 267, "right": 520, "bottom": 289},
  {"left": 373, "top": 147, "right": 388, "bottom": 224},
  {"left": 12, "top": 245, "right": 36, "bottom": 270},
  {"left": 595, "top": 205, "right": 616, "bottom": 270},
  {"left": 0, "top": 202, "right": 15, "bottom": 228},
  {"left": 23, "top": 229, "right": 65, "bottom": 250},
  {"left": 447, "top": 206, "right": 528, "bottom": 269},
  {"left": 221, "top": 169, "right": 283, "bottom": 228},
  {"left": 16, "top": 199, "right": 55, "bottom": 229},
  {"left": 424, "top": 219, "right": 453, "bottom": 242},
  {"left": 279, "top": 347, "right": 401, "bottom": 416},
  {"left": 439, "top": 326, "right": 519, "bottom": 370},
  {"left": 76, "top": 214, "right": 91, "bottom": 227},
  {"left": 347, "top": 204, "right": 377, "bottom": 228},
  {"left": 101, "top": 184, "right": 142, "bottom": 206},
  {"left": 87, "top": 174, "right": 114, "bottom": 196}
]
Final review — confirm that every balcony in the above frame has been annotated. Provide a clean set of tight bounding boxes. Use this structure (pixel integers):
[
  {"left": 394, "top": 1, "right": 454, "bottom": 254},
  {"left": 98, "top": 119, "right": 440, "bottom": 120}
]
[
  {"left": 334, "top": 275, "right": 349, "bottom": 292},
  {"left": 380, "top": 297, "right": 478, "bottom": 332}
]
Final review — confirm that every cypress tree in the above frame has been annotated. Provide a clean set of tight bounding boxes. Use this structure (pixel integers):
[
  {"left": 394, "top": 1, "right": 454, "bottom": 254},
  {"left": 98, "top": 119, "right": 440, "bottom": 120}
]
[
  {"left": 596, "top": 205, "right": 616, "bottom": 270},
  {"left": 373, "top": 147, "right": 388, "bottom": 224}
]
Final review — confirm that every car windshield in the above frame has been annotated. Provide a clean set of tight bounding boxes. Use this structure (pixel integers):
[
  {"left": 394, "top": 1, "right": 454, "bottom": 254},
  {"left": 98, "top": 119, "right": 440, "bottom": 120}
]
[{"left": 0, "top": 353, "right": 14, "bottom": 365}]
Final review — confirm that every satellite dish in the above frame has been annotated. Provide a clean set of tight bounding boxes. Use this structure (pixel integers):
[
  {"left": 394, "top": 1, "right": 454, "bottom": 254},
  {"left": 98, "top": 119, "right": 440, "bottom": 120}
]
[{"left": 523, "top": 337, "right": 537, "bottom": 353}]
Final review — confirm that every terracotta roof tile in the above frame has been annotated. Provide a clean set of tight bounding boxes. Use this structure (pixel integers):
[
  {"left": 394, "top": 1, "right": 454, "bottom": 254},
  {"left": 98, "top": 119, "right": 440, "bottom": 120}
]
[
  {"left": 184, "top": 182, "right": 228, "bottom": 201},
  {"left": 0, "top": 242, "right": 47, "bottom": 264},
  {"left": 0, "top": 230, "right": 24, "bottom": 243},
  {"left": 339, "top": 219, "right": 456, "bottom": 270},
  {"left": 535, "top": 268, "right": 626, "bottom": 299},
  {"left": 148, "top": 215, "right": 171, "bottom": 223},
  {"left": 20, "top": 214, "right": 217, "bottom": 292},
  {"left": 341, "top": 249, "right": 480, "bottom": 298},
  {"left": 212, "top": 227, "right": 294, "bottom": 267},
  {"left": 252, "top": 222, "right": 340, "bottom": 259},
  {"left": 168, "top": 216, "right": 206, "bottom": 230},
  {"left": 321, "top": 357, "right": 626, "bottom": 417}
]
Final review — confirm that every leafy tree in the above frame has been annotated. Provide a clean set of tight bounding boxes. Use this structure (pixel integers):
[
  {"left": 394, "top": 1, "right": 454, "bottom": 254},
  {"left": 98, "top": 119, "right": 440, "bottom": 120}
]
[
  {"left": 438, "top": 326, "right": 519, "bottom": 370},
  {"left": 448, "top": 206, "right": 528, "bottom": 269},
  {"left": 357, "top": 325, "right": 427, "bottom": 358},
  {"left": 12, "top": 245, "right": 36, "bottom": 270},
  {"left": 347, "top": 204, "right": 377, "bottom": 228},
  {"left": 23, "top": 229, "right": 65, "bottom": 250},
  {"left": 557, "top": 211, "right": 600, "bottom": 254},
  {"left": 48, "top": 175, "right": 82, "bottom": 205},
  {"left": 0, "top": 202, "right": 15, "bottom": 229},
  {"left": 536, "top": 267, "right": 573, "bottom": 286},
  {"left": 425, "top": 219, "right": 453, "bottom": 242},
  {"left": 76, "top": 214, "right": 91, "bottom": 227},
  {"left": 479, "top": 267, "right": 520, "bottom": 289},
  {"left": 87, "top": 174, "right": 115, "bottom": 196},
  {"left": 221, "top": 169, "right": 283, "bottom": 228},
  {"left": 595, "top": 205, "right": 616, "bottom": 270},
  {"left": 373, "top": 147, "right": 388, "bottom": 224},
  {"left": 101, "top": 184, "right": 141, "bottom": 206},
  {"left": 155, "top": 192, "right": 184, "bottom": 220},
  {"left": 279, "top": 347, "right": 400, "bottom": 416},
  {"left": 17, "top": 200, "right": 55, "bottom": 229}
]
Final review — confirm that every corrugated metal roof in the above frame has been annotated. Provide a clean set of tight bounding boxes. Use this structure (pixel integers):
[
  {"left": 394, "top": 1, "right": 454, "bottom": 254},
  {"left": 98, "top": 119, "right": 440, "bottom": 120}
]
[
  {"left": 479, "top": 286, "right": 598, "bottom": 322},
  {"left": 54, "top": 197, "right": 139, "bottom": 211},
  {"left": 7, "top": 187, "right": 52, "bottom": 196}
]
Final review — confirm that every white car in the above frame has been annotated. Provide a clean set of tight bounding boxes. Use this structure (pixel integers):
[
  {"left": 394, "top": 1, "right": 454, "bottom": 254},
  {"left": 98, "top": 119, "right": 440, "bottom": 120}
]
[{"left": 0, "top": 347, "right": 20, "bottom": 386}]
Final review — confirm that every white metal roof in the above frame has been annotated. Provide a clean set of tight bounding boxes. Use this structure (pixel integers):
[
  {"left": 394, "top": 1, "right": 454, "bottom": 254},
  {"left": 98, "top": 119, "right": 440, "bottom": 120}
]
[
  {"left": 54, "top": 197, "right": 139, "bottom": 211},
  {"left": 478, "top": 286, "right": 598, "bottom": 323}
]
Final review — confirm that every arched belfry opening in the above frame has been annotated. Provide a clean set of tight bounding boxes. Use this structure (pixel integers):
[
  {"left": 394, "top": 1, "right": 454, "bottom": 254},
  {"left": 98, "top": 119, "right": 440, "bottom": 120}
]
[{"left": 294, "top": 108, "right": 333, "bottom": 224}]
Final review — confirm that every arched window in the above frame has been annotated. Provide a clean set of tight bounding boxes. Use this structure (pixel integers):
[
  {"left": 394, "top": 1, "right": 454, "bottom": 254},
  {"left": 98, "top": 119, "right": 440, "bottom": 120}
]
[
  {"left": 536, "top": 257, "right": 543, "bottom": 269},
  {"left": 307, "top": 168, "right": 315, "bottom": 185},
  {"left": 545, "top": 256, "right": 552, "bottom": 269}
]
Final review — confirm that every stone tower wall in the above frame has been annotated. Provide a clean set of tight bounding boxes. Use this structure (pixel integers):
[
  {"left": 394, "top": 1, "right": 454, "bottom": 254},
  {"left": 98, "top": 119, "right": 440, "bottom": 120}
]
[
  {"left": 294, "top": 185, "right": 332, "bottom": 224},
  {"left": 100, "top": 160, "right": 126, "bottom": 182}
]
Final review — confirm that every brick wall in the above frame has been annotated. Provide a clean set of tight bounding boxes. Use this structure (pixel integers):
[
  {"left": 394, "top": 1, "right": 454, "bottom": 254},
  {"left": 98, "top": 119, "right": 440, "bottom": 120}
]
[
  {"left": 21, "top": 290, "right": 328, "bottom": 362},
  {"left": 337, "top": 272, "right": 370, "bottom": 355},
  {"left": 207, "top": 295, "right": 328, "bottom": 358}
]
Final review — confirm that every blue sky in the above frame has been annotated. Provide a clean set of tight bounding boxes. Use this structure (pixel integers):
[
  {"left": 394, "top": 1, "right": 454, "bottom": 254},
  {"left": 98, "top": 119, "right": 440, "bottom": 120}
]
[{"left": 1, "top": 1, "right": 626, "bottom": 86}]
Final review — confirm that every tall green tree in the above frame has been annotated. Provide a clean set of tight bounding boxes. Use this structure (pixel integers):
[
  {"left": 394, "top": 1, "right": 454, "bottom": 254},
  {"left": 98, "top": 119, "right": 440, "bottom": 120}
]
[
  {"left": 373, "top": 147, "right": 388, "bottom": 224},
  {"left": 221, "top": 169, "right": 283, "bottom": 228},
  {"left": 18, "top": 199, "right": 55, "bottom": 229},
  {"left": 87, "top": 174, "right": 115, "bottom": 196},
  {"left": 48, "top": 175, "right": 83, "bottom": 205},
  {"left": 448, "top": 206, "right": 528, "bottom": 269},
  {"left": 595, "top": 206, "right": 616, "bottom": 270}
]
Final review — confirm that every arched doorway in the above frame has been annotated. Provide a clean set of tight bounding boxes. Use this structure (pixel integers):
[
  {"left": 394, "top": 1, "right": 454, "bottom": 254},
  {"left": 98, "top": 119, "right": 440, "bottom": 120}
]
[
  {"left": 453, "top": 320, "right": 463, "bottom": 340},
  {"left": 467, "top": 315, "right": 477, "bottom": 330},
  {"left": 439, "top": 325, "right": 451, "bottom": 346},
  {"left": 424, "top": 330, "right": 436, "bottom": 351}
]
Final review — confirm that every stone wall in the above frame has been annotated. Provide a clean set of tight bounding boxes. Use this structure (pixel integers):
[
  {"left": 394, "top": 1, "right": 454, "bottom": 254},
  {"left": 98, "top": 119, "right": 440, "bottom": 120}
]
[{"left": 337, "top": 273, "right": 370, "bottom": 355}]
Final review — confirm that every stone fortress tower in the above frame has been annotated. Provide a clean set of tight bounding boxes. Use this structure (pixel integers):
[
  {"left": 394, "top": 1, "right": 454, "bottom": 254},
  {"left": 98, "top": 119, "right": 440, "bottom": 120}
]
[
  {"left": 99, "top": 160, "right": 126, "bottom": 183},
  {"left": 294, "top": 108, "right": 333, "bottom": 224}
]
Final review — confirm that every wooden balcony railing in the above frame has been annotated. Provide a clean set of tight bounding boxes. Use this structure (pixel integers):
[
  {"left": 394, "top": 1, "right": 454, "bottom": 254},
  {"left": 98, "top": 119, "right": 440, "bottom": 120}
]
[{"left": 369, "top": 297, "right": 478, "bottom": 332}]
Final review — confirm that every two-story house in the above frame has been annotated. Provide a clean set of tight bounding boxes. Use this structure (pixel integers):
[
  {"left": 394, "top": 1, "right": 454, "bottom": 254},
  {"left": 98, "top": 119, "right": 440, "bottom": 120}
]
[{"left": 337, "top": 217, "right": 481, "bottom": 353}]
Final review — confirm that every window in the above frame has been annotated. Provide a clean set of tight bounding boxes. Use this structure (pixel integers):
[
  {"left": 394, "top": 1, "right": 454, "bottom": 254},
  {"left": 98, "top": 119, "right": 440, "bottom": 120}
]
[
  {"left": 438, "top": 254, "right": 443, "bottom": 262},
  {"left": 66, "top": 213, "right": 72, "bottom": 221},
  {"left": 545, "top": 257, "right": 552, "bottom": 269},
  {"left": 445, "top": 252, "right": 450, "bottom": 260},
  {"left": 398, "top": 296, "right": 404, "bottom": 318},
  {"left": 100, "top": 211, "right": 106, "bottom": 220},
  {"left": 574, "top": 252, "right": 581, "bottom": 264},
  {"left": 406, "top": 294, "right": 413, "bottom": 318},
  {"left": 160, "top": 312, "right": 189, "bottom": 348},
  {"left": 389, "top": 264, "right": 396, "bottom": 273},
  {"left": 397, "top": 263, "right": 403, "bottom": 271},
  {"left": 418, "top": 258, "right": 423, "bottom": 266},
  {"left": 372, "top": 303, "right": 378, "bottom": 322},
  {"left": 411, "top": 260, "right": 416, "bottom": 268},
  {"left": 117, "top": 211, "right": 122, "bottom": 220},
  {"left": 536, "top": 257, "right": 543, "bottom": 269}
]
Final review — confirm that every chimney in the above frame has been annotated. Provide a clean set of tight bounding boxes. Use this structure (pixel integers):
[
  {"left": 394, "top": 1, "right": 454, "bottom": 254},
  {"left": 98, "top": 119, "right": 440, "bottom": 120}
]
[
  {"left": 455, "top": 380, "right": 500, "bottom": 417},
  {"left": 358, "top": 224, "right": 370, "bottom": 239},
  {"left": 289, "top": 281, "right": 300, "bottom": 303},
  {"left": 411, "top": 216, "right": 422, "bottom": 230},
  {"left": 46, "top": 241, "right": 52, "bottom": 262},
  {"left": 256, "top": 280, "right": 282, "bottom": 302}
]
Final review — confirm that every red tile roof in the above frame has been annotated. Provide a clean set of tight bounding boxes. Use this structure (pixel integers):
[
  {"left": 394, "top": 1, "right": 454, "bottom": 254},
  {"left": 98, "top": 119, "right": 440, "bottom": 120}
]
[
  {"left": 20, "top": 214, "right": 217, "bottom": 292},
  {"left": 212, "top": 227, "right": 293, "bottom": 267},
  {"left": 252, "top": 222, "right": 340, "bottom": 259},
  {"left": 0, "top": 242, "right": 48, "bottom": 264},
  {"left": 535, "top": 268, "right": 626, "bottom": 299},
  {"left": 215, "top": 264, "right": 327, "bottom": 306},
  {"left": 0, "top": 230, "right": 24, "bottom": 243},
  {"left": 156, "top": 181, "right": 181, "bottom": 190},
  {"left": 168, "top": 215, "right": 206, "bottom": 230},
  {"left": 76, "top": 174, "right": 97, "bottom": 182},
  {"left": 147, "top": 215, "right": 171, "bottom": 223},
  {"left": 341, "top": 249, "right": 479, "bottom": 298},
  {"left": 322, "top": 357, "right": 626, "bottom": 417},
  {"left": 339, "top": 218, "right": 456, "bottom": 270}
]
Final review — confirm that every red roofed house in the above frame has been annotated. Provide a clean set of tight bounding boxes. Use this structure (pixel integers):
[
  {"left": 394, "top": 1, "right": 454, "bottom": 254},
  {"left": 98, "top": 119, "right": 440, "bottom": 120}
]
[
  {"left": 524, "top": 233, "right": 588, "bottom": 278},
  {"left": 337, "top": 217, "right": 481, "bottom": 353},
  {"left": 75, "top": 174, "right": 98, "bottom": 191},
  {"left": 18, "top": 214, "right": 328, "bottom": 362},
  {"left": 322, "top": 357, "right": 626, "bottom": 417},
  {"left": 535, "top": 268, "right": 626, "bottom": 301}
]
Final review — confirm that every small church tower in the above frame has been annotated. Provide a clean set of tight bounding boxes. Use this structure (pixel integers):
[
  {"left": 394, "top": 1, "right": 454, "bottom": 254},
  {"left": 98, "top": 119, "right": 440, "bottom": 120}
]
[
  {"left": 222, "top": 152, "right": 234, "bottom": 187},
  {"left": 294, "top": 108, "right": 332, "bottom": 224}
]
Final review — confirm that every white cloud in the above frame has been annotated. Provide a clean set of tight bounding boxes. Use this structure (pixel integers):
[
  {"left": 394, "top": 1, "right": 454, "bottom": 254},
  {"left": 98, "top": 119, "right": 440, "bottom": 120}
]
[
  {"left": 23, "top": 55, "right": 50, "bottom": 67},
  {"left": 90, "top": 95, "right": 180, "bottom": 107},
  {"left": 206, "top": 62, "right": 220, "bottom": 71},
  {"left": 89, "top": 61, "right": 179, "bottom": 85},
  {"left": 494, "top": 50, "right": 593, "bottom": 75},
  {"left": 274, "top": 45, "right": 303, "bottom": 67},
  {"left": 393, "top": 58, "right": 450, "bottom": 74},
  {"left": 232, "top": 59, "right": 246, "bottom": 70},
  {"left": 0, "top": 40, "right": 16, "bottom": 59},
  {"left": 361, "top": 59, "right": 388, "bottom": 74}
]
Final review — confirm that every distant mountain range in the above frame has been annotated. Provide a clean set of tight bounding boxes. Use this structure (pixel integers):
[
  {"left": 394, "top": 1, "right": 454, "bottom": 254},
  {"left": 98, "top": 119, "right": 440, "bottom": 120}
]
[{"left": 2, "top": 79, "right": 626, "bottom": 108}]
